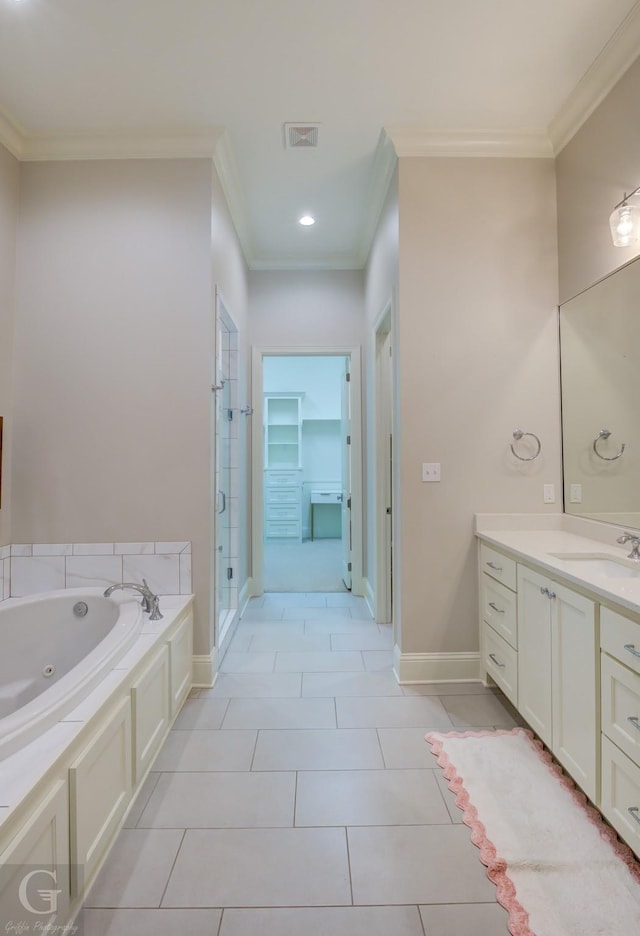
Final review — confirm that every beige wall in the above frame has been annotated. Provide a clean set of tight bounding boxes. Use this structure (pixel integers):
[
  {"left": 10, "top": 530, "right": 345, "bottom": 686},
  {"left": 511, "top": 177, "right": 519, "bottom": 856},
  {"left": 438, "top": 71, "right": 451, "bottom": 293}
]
[
  {"left": 397, "top": 156, "right": 561, "bottom": 655},
  {"left": 11, "top": 158, "right": 248, "bottom": 658},
  {"left": 248, "top": 270, "right": 365, "bottom": 349},
  {"left": 557, "top": 56, "right": 640, "bottom": 303},
  {"left": 364, "top": 169, "right": 399, "bottom": 612},
  {"left": 0, "top": 143, "right": 19, "bottom": 547}
]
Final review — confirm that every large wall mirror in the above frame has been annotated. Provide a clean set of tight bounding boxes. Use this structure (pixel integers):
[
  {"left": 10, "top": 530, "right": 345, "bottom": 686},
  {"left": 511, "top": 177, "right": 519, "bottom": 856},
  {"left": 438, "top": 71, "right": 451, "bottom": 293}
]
[{"left": 560, "top": 255, "right": 640, "bottom": 529}]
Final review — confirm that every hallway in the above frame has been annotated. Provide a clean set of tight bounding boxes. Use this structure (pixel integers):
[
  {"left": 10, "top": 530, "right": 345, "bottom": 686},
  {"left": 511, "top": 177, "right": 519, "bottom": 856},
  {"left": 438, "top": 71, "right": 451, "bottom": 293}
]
[{"left": 82, "top": 593, "right": 516, "bottom": 935}]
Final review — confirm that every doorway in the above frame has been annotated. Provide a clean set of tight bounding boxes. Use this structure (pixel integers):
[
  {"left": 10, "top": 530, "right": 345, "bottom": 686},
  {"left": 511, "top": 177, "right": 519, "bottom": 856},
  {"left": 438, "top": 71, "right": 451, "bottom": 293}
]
[
  {"left": 251, "top": 348, "right": 363, "bottom": 596},
  {"left": 375, "top": 304, "right": 394, "bottom": 624}
]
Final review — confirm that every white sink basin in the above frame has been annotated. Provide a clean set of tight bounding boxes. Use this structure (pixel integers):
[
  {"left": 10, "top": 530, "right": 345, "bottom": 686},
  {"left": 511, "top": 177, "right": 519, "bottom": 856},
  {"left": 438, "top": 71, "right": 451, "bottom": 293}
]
[{"left": 549, "top": 553, "right": 640, "bottom": 580}]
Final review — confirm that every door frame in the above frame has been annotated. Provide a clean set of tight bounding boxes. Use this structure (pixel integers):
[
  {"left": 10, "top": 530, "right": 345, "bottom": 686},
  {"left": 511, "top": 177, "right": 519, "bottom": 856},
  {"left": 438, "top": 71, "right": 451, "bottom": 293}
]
[
  {"left": 374, "top": 302, "right": 393, "bottom": 624},
  {"left": 251, "top": 346, "right": 364, "bottom": 596},
  {"left": 211, "top": 287, "right": 239, "bottom": 653}
]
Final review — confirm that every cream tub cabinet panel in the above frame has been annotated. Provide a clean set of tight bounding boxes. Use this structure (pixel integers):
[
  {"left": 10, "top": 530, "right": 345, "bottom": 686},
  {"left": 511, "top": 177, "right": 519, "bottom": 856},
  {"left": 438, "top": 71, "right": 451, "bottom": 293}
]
[
  {"left": 0, "top": 779, "right": 70, "bottom": 922},
  {"left": 132, "top": 644, "right": 170, "bottom": 784},
  {"left": 169, "top": 610, "right": 193, "bottom": 717},
  {"left": 69, "top": 696, "right": 132, "bottom": 896}
]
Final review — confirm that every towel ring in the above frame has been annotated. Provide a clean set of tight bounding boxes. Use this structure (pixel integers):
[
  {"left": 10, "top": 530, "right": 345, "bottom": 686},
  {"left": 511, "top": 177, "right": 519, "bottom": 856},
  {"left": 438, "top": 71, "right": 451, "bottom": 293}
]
[
  {"left": 593, "top": 428, "right": 625, "bottom": 461},
  {"left": 510, "top": 429, "right": 541, "bottom": 462}
]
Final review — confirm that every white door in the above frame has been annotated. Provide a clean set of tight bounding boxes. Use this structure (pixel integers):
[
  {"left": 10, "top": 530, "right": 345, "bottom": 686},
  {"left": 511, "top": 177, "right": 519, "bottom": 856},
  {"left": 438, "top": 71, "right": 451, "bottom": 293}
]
[{"left": 341, "top": 356, "right": 352, "bottom": 590}]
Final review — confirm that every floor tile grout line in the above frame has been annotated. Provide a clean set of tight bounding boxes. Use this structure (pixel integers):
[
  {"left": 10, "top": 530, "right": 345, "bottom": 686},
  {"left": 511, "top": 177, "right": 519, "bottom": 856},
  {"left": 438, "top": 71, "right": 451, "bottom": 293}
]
[
  {"left": 249, "top": 728, "right": 260, "bottom": 771},
  {"left": 215, "top": 908, "right": 225, "bottom": 936},
  {"left": 157, "top": 827, "right": 187, "bottom": 909},
  {"left": 344, "top": 825, "right": 355, "bottom": 906},
  {"left": 375, "top": 728, "right": 388, "bottom": 769}
]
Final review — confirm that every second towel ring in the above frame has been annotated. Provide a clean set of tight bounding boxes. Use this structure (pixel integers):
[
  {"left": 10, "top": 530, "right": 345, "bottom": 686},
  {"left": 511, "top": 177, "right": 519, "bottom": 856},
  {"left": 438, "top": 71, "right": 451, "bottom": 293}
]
[
  {"left": 510, "top": 429, "right": 541, "bottom": 462},
  {"left": 593, "top": 428, "right": 625, "bottom": 461}
]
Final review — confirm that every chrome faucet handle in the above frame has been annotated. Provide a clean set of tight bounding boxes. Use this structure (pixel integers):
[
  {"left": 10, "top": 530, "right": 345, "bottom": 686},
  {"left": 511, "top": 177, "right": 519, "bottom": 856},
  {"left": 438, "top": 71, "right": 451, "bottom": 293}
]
[
  {"left": 147, "top": 594, "right": 163, "bottom": 621},
  {"left": 617, "top": 533, "right": 640, "bottom": 559}
]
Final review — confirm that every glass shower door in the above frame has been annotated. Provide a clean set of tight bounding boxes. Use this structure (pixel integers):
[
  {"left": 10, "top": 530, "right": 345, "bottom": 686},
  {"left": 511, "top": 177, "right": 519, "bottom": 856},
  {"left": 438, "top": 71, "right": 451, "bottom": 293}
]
[{"left": 215, "top": 316, "right": 233, "bottom": 646}]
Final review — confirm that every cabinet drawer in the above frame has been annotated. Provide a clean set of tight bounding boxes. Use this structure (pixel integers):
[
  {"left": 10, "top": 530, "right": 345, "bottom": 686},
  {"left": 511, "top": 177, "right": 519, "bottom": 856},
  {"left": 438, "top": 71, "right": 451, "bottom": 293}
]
[
  {"left": 266, "top": 486, "right": 299, "bottom": 505},
  {"left": 265, "top": 470, "right": 301, "bottom": 486},
  {"left": 601, "top": 607, "right": 640, "bottom": 676},
  {"left": 483, "top": 623, "right": 518, "bottom": 705},
  {"left": 480, "top": 544, "right": 516, "bottom": 591},
  {"left": 602, "top": 653, "right": 640, "bottom": 768},
  {"left": 481, "top": 574, "right": 517, "bottom": 649},
  {"left": 266, "top": 504, "right": 300, "bottom": 521},
  {"left": 601, "top": 735, "right": 640, "bottom": 856},
  {"left": 265, "top": 521, "right": 300, "bottom": 538}
]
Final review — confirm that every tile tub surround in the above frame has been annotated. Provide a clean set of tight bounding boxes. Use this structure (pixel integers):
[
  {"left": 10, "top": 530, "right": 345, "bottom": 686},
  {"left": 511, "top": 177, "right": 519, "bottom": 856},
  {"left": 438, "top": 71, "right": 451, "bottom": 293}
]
[
  {"left": 82, "top": 593, "right": 516, "bottom": 936},
  {"left": 3, "top": 541, "right": 192, "bottom": 600}
]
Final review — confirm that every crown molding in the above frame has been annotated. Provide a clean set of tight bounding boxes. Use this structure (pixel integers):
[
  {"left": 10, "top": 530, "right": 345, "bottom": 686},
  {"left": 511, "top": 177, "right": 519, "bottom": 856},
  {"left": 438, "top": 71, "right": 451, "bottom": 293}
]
[
  {"left": 212, "top": 129, "right": 255, "bottom": 269},
  {"left": 548, "top": 0, "right": 640, "bottom": 154},
  {"left": 385, "top": 127, "right": 554, "bottom": 158},
  {"left": 354, "top": 128, "right": 398, "bottom": 268},
  {"left": 19, "top": 128, "right": 224, "bottom": 162},
  {"left": 249, "top": 254, "right": 363, "bottom": 272},
  {"left": 0, "top": 106, "right": 26, "bottom": 159}
]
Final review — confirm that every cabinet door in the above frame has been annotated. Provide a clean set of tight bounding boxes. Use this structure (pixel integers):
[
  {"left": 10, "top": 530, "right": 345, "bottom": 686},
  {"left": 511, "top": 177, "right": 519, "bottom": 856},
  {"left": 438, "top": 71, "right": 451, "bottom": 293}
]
[
  {"left": 517, "top": 565, "right": 552, "bottom": 746},
  {"left": 551, "top": 584, "right": 597, "bottom": 801}
]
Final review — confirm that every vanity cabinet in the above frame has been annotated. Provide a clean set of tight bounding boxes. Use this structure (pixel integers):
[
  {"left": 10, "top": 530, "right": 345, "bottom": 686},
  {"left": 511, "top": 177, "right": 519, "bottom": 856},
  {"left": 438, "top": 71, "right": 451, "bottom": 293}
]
[
  {"left": 600, "top": 607, "right": 640, "bottom": 852},
  {"left": 517, "top": 564, "right": 597, "bottom": 800},
  {"left": 480, "top": 545, "right": 518, "bottom": 704}
]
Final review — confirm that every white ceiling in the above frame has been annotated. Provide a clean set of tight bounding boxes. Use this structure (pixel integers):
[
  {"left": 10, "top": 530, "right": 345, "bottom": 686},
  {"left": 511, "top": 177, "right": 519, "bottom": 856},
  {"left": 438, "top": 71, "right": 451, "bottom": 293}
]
[{"left": 1, "top": 0, "right": 639, "bottom": 269}]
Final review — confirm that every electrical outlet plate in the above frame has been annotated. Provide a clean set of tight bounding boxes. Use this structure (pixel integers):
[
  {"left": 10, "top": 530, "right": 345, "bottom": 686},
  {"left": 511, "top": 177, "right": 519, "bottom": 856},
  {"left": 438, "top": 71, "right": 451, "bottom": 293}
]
[{"left": 422, "top": 462, "right": 441, "bottom": 482}]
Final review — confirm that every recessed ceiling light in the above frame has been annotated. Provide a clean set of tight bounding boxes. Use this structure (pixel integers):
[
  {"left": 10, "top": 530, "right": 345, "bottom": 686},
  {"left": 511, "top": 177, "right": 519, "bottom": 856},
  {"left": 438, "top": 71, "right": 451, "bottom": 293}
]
[{"left": 299, "top": 215, "right": 315, "bottom": 226}]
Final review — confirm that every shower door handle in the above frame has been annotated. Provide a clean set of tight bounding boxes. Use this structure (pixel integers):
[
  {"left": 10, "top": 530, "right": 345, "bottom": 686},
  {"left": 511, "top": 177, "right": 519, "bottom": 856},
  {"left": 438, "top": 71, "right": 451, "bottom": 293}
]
[{"left": 217, "top": 490, "right": 226, "bottom": 514}]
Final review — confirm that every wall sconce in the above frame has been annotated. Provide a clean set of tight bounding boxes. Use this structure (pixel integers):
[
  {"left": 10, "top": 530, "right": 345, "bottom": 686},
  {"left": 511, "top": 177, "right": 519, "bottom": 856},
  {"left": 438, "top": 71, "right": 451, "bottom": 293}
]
[{"left": 610, "top": 187, "right": 640, "bottom": 246}]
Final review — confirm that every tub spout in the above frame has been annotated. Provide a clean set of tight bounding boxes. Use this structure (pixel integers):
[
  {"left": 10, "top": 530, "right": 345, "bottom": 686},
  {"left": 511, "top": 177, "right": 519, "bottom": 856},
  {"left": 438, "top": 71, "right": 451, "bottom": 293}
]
[{"left": 103, "top": 579, "right": 163, "bottom": 620}]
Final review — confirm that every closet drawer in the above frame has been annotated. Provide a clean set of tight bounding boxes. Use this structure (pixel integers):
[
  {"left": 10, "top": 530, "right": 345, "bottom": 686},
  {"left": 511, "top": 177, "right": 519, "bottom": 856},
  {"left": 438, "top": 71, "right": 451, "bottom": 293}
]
[
  {"left": 601, "top": 735, "right": 640, "bottom": 856},
  {"left": 265, "top": 521, "right": 300, "bottom": 539},
  {"left": 266, "top": 470, "right": 300, "bottom": 486},
  {"left": 483, "top": 622, "right": 517, "bottom": 705},
  {"left": 481, "top": 574, "right": 517, "bottom": 649},
  {"left": 480, "top": 544, "right": 516, "bottom": 591},
  {"left": 266, "top": 505, "right": 300, "bottom": 522},
  {"left": 266, "top": 486, "right": 299, "bottom": 505},
  {"left": 602, "top": 653, "right": 640, "bottom": 767},
  {"left": 601, "top": 607, "right": 640, "bottom": 677}
]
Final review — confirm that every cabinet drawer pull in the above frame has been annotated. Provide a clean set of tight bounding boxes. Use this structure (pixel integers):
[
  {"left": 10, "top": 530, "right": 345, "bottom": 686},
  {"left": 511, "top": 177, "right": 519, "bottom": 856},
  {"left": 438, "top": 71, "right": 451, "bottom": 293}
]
[
  {"left": 487, "top": 562, "right": 503, "bottom": 572},
  {"left": 488, "top": 602, "right": 504, "bottom": 613},
  {"left": 627, "top": 716, "right": 640, "bottom": 733},
  {"left": 547, "top": 590, "right": 556, "bottom": 600},
  {"left": 628, "top": 806, "right": 640, "bottom": 826},
  {"left": 488, "top": 652, "right": 505, "bottom": 668},
  {"left": 624, "top": 644, "right": 640, "bottom": 659},
  {"left": 540, "top": 586, "right": 549, "bottom": 596}
]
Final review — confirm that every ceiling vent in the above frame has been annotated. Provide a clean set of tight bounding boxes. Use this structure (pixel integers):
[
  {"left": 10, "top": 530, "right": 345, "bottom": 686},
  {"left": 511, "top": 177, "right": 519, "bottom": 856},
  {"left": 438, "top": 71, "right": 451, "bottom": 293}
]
[{"left": 284, "top": 123, "right": 320, "bottom": 149}]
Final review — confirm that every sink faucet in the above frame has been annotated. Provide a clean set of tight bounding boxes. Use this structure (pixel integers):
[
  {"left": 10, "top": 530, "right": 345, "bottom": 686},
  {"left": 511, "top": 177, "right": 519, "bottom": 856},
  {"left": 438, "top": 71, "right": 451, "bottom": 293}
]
[
  {"left": 616, "top": 533, "right": 640, "bottom": 561},
  {"left": 103, "top": 578, "right": 163, "bottom": 620}
]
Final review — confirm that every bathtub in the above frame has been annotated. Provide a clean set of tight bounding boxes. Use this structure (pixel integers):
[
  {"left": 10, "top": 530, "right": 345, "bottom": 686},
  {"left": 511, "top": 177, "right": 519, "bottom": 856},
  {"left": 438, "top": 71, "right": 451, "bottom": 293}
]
[{"left": 0, "top": 588, "right": 143, "bottom": 760}]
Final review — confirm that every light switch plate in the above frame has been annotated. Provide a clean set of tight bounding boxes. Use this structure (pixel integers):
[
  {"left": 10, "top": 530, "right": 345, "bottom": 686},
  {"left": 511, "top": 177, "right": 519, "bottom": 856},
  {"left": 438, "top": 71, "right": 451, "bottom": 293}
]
[
  {"left": 543, "top": 483, "right": 555, "bottom": 504},
  {"left": 422, "top": 463, "right": 441, "bottom": 482},
  {"left": 570, "top": 483, "right": 582, "bottom": 504}
]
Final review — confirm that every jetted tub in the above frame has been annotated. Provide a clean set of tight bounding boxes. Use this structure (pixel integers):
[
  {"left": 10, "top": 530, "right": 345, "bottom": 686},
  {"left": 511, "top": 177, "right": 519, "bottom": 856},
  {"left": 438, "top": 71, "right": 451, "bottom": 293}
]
[{"left": 0, "top": 588, "right": 143, "bottom": 760}]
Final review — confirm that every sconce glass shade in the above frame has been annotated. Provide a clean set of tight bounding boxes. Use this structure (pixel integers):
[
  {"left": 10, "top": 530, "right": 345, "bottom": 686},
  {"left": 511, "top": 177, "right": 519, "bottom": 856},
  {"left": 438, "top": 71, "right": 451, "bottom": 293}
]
[{"left": 610, "top": 202, "right": 640, "bottom": 247}]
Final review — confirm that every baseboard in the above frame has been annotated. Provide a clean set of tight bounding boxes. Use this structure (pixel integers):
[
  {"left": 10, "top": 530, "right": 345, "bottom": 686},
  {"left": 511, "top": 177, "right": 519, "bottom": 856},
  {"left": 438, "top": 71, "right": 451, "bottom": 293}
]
[
  {"left": 393, "top": 647, "right": 481, "bottom": 684},
  {"left": 192, "top": 648, "right": 219, "bottom": 687},
  {"left": 239, "top": 577, "right": 253, "bottom": 612},
  {"left": 363, "top": 577, "right": 375, "bottom": 618}
]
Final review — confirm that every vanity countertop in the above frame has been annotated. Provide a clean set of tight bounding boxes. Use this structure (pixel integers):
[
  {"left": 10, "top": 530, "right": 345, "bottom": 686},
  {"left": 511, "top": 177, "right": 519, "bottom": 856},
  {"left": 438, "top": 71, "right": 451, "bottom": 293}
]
[{"left": 476, "top": 523, "right": 640, "bottom": 616}]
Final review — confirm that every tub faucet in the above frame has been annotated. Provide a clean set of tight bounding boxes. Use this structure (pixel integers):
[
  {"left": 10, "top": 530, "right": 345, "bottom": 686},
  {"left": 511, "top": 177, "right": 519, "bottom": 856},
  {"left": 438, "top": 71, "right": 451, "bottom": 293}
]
[
  {"left": 616, "top": 532, "right": 640, "bottom": 561},
  {"left": 103, "top": 579, "right": 163, "bottom": 620}
]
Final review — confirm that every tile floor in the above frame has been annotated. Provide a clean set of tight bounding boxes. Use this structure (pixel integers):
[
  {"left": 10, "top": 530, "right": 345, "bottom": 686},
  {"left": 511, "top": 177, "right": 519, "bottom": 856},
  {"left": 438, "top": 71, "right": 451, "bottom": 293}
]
[{"left": 83, "top": 593, "right": 518, "bottom": 935}]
